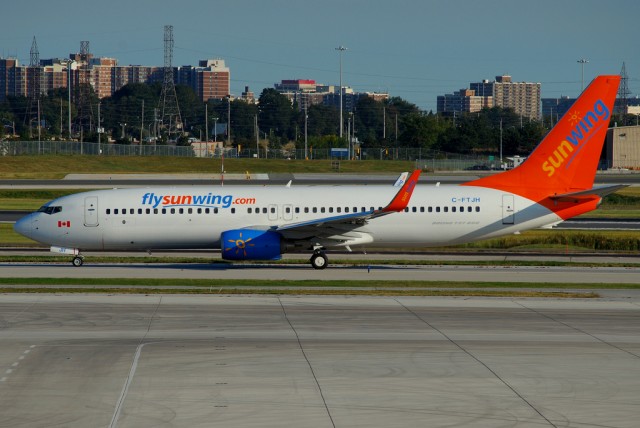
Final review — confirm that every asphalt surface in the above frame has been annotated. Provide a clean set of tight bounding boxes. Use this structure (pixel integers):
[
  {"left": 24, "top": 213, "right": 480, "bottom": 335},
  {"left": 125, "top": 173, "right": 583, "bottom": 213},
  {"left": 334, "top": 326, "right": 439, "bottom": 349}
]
[{"left": 0, "top": 294, "right": 638, "bottom": 428}]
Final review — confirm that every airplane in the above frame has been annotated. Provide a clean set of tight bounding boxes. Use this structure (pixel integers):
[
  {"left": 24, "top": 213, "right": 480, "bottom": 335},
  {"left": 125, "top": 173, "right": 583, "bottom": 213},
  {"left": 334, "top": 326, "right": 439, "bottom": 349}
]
[{"left": 14, "top": 75, "right": 623, "bottom": 269}]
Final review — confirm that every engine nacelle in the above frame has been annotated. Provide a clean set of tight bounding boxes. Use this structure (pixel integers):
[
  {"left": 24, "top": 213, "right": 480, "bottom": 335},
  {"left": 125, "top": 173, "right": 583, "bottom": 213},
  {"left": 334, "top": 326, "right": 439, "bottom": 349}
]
[{"left": 221, "top": 229, "right": 282, "bottom": 260}]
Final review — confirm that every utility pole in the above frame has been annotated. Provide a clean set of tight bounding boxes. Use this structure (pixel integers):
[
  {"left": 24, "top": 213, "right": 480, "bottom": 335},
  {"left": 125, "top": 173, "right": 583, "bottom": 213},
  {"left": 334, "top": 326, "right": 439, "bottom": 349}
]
[
  {"left": 577, "top": 58, "right": 589, "bottom": 92},
  {"left": 140, "top": 99, "right": 144, "bottom": 155},
  {"left": 97, "top": 102, "right": 101, "bottom": 154},
  {"left": 304, "top": 106, "right": 308, "bottom": 160},
  {"left": 255, "top": 114, "right": 259, "bottom": 159},
  {"left": 205, "top": 104, "right": 208, "bottom": 143},
  {"left": 227, "top": 95, "right": 231, "bottom": 147},
  {"left": 335, "top": 46, "right": 347, "bottom": 138}
]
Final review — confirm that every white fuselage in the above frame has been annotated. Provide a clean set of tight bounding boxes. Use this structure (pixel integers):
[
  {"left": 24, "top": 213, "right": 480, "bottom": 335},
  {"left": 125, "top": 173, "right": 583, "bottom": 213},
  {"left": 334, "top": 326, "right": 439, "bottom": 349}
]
[{"left": 16, "top": 183, "right": 560, "bottom": 252}]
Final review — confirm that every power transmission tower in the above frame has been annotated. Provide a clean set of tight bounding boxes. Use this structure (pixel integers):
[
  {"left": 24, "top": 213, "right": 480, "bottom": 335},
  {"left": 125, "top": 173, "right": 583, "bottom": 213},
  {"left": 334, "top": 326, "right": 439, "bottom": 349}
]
[
  {"left": 158, "top": 25, "right": 182, "bottom": 140},
  {"left": 617, "top": 62, "right": 631, "bottom": 120},
  {"left": 25, "top": 37, "right": 42, "bottom": 137},
  {"left": 76, "top": 41, "right": 94, "bottom": 137}
]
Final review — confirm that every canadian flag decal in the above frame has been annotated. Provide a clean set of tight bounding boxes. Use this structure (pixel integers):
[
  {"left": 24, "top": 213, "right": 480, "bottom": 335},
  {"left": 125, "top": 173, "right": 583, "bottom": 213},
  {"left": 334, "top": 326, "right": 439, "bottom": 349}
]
[{"left": 58, "top": 220, "right": 71, "bottom": 228}]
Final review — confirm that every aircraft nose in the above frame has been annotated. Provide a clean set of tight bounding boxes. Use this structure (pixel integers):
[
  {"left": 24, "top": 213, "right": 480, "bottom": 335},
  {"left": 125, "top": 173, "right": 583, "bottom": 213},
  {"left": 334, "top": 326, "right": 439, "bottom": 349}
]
[{"left": 13, "top": 214, "right": 33, "bottom": 239}]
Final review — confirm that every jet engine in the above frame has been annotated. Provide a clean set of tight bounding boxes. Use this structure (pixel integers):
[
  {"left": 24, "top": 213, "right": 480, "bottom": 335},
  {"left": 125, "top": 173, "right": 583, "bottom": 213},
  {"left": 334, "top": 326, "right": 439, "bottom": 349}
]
[{"left": 221, "top": 229, "right": 282, "bottom": 260}]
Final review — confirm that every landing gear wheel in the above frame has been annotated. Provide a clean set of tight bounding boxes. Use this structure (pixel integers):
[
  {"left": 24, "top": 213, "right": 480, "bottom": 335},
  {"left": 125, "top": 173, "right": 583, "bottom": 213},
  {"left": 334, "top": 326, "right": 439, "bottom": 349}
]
[
  {"left": 310, "top": 252, "right": 328, "bottom": 270},
  {"left": 72, "top": 256, "right": 84, "bottom": 267}
]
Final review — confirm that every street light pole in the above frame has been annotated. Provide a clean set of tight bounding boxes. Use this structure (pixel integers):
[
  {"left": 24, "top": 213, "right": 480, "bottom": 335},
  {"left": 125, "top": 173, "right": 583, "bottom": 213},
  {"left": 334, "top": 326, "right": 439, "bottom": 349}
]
[
  {"left": 577, "top": 58, "right": 589, "bottom": 92},
  {"left": 335, "top": 46, "right": 347, "bottom": 139}
]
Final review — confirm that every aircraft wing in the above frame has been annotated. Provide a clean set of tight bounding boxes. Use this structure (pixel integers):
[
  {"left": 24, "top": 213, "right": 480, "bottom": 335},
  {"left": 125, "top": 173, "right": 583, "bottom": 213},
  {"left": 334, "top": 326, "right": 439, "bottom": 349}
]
[
  {"left": 268, "top": 170, "right": 421, "bottom": 246},
  {"left": 275, "top": 170, "right": 420, "bottom": 231}
]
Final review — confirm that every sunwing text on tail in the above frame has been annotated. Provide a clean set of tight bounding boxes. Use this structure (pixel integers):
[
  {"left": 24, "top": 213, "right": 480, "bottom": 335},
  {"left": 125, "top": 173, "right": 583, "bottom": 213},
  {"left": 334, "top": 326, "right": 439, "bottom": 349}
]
[{"left": 14, "top": 75, "right": 622, "bottom": 269}]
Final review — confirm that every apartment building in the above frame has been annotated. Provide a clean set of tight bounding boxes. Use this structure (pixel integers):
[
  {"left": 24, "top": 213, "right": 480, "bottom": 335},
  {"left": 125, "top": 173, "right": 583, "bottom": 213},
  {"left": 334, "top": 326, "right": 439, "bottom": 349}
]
[{"left": 438, "top": 75, "right": 541, "bottom": 119}]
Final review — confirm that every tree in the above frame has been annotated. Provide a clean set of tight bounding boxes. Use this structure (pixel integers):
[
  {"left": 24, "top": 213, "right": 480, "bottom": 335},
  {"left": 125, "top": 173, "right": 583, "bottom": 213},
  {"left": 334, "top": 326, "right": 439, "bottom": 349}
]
[{"left": 258, "top": 89, "right": 295, "bottom": 143}]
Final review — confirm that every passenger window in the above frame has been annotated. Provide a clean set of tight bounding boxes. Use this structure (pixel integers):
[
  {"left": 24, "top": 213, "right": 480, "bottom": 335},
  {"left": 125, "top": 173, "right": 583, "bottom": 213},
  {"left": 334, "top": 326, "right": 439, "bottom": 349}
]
[
  {"left": 171, "top": 208, "right": 176, "bottom": 214},
  {"left": 188, "top": 208, "right": 192, "bottom": 214},
  {"left": 248, "top": 208, "right": 252, "bottom": 214},
  {"left": 114, "top": 209, "right": 119, "bottom": 215},
  {"left": 337, "top": 207, "right": 342, "bottom": 213},
  {"left": 404, "top": 207, "right": 409, "bottom": 212},
  {"left": 106, "top": 208, "right": 111, "bottom": 215},
  {"left": 231, "top": 208, "right": 236, "bottom": 214},
  {"left": 328, "top": 207, "right": 333, "bottom": 213},
  {"left": 412, "top": 207, "right": 417, "bottom": 213},
  {"left": 286, "top": 207, "right": 291, "bottom": 213},
  {"left": 154, "top": 208, "right": 158, "bottom": 214},
  {"left": 197, "top": 208, "right": 202, "bottom": 214},
  {"left": 475, "top": 206, "right": 480, "bottom": 212},
  {"left": 436, "top": 207, "right": 440, "bottom": 212},
  {"left": 179, "top": 208, "right": 184, "bottom": 214},
  {"left": 270, "top": 207, "right": 276, "bottom": 214},
  {"left": 162, "top": 209, "right": 167, "bottom": 214},
  {"left": 130, "top": 209, "right": 134, "bottom": 214},
  {"left": 138, "top": 208, "right": 142, "bottom": 214},
  {"left": 420, "top": 207, "right": 425, "bottom": 212},
  {"left": 321, "top": 207, "right": 325, "bottom": 213},
  {"left": 262, "top": 208, "right": 267, "bottom": 214},
  {"left": 295, "top": 207, "right": 300, "bottom": 214},
  {"left": 444, "top": 207, "right": 449, "bottom": 212},
  {"left": 467, "top": 206, "right": 472, "bottom": 212},
  {"left": 205, "top": 208, "right": 210, "bottom": 214},
  {"left": 313, "top": 207, "right": 318, "bottom": 213},
  {"left": 428, "top": 207, "right": 432, "bottom": 213},
  {"left": 345, "top": 207, "right": 350, "bottom": 213},
  {"left": 304, "top": 207, "right": 309, "bottom": 213},
  {"left": 452, "top": 207, "right": 456, "bottom": 212},
  {"left": 214, "top": 208, "right": 219, "bottom": 214}
]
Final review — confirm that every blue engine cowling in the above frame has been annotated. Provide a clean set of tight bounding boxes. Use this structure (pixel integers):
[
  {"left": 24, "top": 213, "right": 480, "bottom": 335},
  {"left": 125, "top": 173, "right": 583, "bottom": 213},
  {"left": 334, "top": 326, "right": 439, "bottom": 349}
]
[{"left": 221, "top": 229, "right": 282, "bottom": 260}]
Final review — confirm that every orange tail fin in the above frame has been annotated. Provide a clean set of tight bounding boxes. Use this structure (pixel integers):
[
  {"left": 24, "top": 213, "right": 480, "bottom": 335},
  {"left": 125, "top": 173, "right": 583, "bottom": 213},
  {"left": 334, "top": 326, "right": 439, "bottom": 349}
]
[{"left": 465, "top": 75, "right": 621, "bottom": 200}]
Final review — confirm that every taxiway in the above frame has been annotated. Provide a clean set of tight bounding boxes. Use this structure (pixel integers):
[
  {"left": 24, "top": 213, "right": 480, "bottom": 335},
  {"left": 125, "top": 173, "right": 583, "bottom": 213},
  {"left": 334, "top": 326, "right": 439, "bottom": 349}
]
[{"left": 0, "top": 294, "right": 638, "bottom": 428}]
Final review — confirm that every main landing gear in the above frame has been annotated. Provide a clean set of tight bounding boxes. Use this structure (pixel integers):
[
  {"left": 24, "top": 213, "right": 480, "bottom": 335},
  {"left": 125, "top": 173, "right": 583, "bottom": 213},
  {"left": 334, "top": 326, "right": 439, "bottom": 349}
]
[{"left": 310, "top": 251, "right": 328, "bottom": 270}]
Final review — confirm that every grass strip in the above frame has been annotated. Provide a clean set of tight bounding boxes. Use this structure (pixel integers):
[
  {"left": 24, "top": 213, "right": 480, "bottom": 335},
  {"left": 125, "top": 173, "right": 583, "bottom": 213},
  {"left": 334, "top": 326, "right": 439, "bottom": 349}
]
[
  {"left": 0, "top": 277, "right": 635, "bottom": 290},
  {"left": 0, "top": 286, "right": 598, "bottom": 298}
]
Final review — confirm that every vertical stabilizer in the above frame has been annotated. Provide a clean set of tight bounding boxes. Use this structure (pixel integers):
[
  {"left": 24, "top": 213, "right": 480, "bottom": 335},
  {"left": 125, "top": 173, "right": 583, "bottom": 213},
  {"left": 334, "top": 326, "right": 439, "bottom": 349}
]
[{"left": 465, "top": 75, "right": 620, "bottom": 200}]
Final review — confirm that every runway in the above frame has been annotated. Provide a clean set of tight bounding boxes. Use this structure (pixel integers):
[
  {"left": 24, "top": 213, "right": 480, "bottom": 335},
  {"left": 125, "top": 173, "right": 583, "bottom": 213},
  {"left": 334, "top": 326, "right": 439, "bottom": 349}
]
[{"left": 0, "top": 294, "right": 638, "bottom": 428}]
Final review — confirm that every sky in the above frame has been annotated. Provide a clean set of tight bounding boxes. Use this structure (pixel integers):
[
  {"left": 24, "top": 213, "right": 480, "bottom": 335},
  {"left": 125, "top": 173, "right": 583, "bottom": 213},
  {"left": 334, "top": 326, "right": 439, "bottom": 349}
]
[{"left": 2, "top": 0, "right": 638, "bottom": 111}]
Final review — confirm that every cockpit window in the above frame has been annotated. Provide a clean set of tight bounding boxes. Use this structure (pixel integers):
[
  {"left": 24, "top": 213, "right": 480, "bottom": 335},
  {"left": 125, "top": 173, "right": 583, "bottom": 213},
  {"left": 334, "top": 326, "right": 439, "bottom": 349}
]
[{"left": 37, "top": 205, "right": 62, "bottom": 215}]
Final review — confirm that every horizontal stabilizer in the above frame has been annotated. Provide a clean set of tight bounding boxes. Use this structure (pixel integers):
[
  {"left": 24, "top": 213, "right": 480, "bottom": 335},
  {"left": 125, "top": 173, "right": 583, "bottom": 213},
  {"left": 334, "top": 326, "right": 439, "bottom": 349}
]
[{"left": 549, "top": 185, "right": 629, "bottom": 203}]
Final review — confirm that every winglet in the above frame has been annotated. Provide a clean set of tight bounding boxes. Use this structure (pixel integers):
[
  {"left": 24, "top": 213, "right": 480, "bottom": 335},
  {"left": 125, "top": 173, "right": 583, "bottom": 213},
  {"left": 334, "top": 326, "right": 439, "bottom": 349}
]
[
  {"left": 380, "top": 169, "right": 421, "bottom": 213},
  {"left": 393, "top": 172, "right": 409, "bottom": 187}
]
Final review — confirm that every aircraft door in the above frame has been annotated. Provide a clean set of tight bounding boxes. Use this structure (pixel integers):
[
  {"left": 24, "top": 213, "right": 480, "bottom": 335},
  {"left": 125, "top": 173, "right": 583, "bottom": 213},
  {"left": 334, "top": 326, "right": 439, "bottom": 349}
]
[
  {"left": 502, "top": 194, "right": 515, "bottom": 224},
  {"left": 84, "top": 196, "right": 99, "bottom": 227}
]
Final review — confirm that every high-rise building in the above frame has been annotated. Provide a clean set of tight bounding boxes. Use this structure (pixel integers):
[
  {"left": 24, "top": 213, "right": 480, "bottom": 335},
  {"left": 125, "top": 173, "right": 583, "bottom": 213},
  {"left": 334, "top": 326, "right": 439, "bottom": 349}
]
[
  {"left": 437, "top": 89, "right": 492, "bottom": 114},
  {"left": 191, "top": 59, "right": 230, "bottom": 102},
  {"left": 438, "top": 75, "right": 541, "bottom": 119},
  {"left": 470, "top": 75, "right": 541, "bottom": 119}
]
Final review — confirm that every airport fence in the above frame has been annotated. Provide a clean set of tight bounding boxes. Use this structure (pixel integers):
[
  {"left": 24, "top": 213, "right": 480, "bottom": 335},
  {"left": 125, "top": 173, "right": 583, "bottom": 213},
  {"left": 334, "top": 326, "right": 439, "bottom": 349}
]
[{"left": 1, "top": 140, "right": 494, "bottom": 171}]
